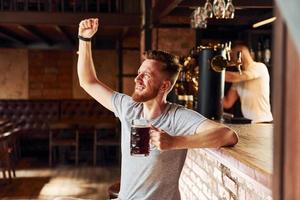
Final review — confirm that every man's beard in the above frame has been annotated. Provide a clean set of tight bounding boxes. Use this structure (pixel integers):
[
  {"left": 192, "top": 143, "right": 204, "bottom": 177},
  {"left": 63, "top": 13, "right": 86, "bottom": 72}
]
[{"left": 132, "top": 86, "right": 160, "bottom": 102}]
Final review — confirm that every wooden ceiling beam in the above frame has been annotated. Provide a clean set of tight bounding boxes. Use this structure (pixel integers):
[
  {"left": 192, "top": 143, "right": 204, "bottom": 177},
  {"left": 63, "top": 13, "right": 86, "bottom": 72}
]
[
  {"left": 0, "top": 26, "right": 28, "bottom": 44},
  {"left": 0, "top": 12, "right": 141, "bottom": 27},
  {"left": 152, "top": 0, "right": 184, "bottom": 24},
  {"left": 18, "top": 25, "right": 53, "bottom": 45},
  {"left": 55, "top": 26, "right": 75, "bottom": 45}
]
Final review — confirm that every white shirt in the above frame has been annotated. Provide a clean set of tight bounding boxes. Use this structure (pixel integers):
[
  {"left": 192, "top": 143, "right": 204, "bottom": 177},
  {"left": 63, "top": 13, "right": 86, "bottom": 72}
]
[{"left": 232, "top": 62, "right": 273, "bottom": 123}]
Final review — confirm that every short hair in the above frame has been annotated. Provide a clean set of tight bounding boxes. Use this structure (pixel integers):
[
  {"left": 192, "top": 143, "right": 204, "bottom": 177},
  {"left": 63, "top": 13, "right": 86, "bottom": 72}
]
[
  {"left": 232, "top": 41, "right": 250, "bottom": 51},
  {"left": 143, "top": 50, "right": 181, "bottom": 85}
]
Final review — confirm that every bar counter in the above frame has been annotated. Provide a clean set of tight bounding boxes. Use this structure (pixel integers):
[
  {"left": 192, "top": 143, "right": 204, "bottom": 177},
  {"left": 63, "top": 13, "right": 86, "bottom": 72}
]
[{"left": 179, "top": 123, "right": 273, "bottom": 200}]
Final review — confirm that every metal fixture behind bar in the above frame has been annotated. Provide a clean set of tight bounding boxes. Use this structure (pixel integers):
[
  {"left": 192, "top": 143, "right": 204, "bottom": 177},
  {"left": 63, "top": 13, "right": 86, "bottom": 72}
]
[{"left": 191, "top": 0, "right": 235, "bottom": 29}]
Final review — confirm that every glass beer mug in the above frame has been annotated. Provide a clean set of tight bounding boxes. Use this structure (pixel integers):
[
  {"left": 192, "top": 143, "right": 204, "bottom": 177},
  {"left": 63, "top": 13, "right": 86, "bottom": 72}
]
[{"left": 130, "top": 119, "right": 150, "bottom": 156}]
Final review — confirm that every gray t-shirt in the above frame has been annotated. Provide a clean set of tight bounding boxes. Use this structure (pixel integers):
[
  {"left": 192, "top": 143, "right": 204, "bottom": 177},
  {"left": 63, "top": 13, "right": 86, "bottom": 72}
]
[{"left": 111, "top": 92, "right": 206, "bottom": 200}]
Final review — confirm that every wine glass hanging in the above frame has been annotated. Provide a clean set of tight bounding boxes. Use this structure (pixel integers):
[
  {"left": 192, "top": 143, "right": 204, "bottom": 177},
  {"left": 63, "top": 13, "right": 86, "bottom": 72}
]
[{"left": 191, "top": 0, "right": 235, "bottom": 29}]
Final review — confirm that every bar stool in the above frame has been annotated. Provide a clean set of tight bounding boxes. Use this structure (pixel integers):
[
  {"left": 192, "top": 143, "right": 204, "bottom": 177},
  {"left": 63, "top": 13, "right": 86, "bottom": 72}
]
[
  {"left": 108, "top": 181, "right": 120, "bottom": 199},
  {"left": 49, "top": 122, "right": 79, "bottom": 166},
  {"left": 0, "top": 130, "right": 17, "bottom": 182},
  {"left": 93, "top": 118, "right": 120, "bottom": 166}
]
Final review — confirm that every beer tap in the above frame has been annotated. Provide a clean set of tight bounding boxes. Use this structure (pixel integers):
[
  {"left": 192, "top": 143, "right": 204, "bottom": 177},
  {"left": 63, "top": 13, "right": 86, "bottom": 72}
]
[
  {"left": 225, "top": 41, "right": 232, "bottom": 62},
  {"left": 236, "top": 51, "right": 243, "bottom": 75}
]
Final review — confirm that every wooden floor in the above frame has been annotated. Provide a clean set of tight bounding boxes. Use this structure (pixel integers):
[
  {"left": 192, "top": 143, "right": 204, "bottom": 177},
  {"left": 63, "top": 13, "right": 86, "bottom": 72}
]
[{"left": 0, "top": 159, "right": 121, "bottom": 200}]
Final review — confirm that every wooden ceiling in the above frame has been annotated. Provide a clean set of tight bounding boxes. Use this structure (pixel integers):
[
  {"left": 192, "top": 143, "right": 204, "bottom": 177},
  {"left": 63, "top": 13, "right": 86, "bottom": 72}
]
[
  {"left": 0, "top": 0, "right": 141, "bottom": 49},
  {"left": 0, "top": 0, "right": 273, "bottom": 49}
]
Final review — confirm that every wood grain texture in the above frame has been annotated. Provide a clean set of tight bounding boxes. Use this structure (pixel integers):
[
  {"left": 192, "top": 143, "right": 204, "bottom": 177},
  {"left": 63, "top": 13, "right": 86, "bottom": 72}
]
[
  {"left": 206, "top": 124, "right": 273, "bottom": 188},
  {"left": 272, "top": 5, "right": 285, "bottom": 200},
  {"left": 283, "top": 31, "right": 300, "bottom": 200}
]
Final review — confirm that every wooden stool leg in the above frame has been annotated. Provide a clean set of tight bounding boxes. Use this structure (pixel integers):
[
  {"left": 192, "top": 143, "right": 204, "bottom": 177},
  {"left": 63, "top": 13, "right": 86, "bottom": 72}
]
[
  {"left": 2, "top": 169, "right": 7, "bottom": 179},
  {"left": 8, "top": 155, "right": 15, "bottom": 179},
  {"left": 12, "top": 168, "right": 16, "bottom": 178},
  {"left": 93, "top": 130, "right": 97, "bottom": 166},
  {"left": 49, "top": 148, "right": 52, "bottom": 167},
  {"left": 0, "top": 152, "right": 8, "bottom": 180},
  {"left": 10, "top": 153, "right": 16, "bottom": 178},
  {"left": 3, "top": 154, "right": 11, "bottom": 180},
  {"left": 75, "top": 130, "right": 79, "bottom": 166},
  {"left": 49, "top": 131, "right": 53, "bottom": 167},
  {"left": 75, "top": 146, "right": 78, "bottom": 166}
]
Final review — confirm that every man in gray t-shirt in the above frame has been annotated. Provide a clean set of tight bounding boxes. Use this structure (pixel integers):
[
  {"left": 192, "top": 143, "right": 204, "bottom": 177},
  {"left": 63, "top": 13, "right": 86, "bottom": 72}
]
[
  {"left": 77, "top": 18, "right": 238, "bottom": 200},
  {"left": 112, "top": 92, "right": 206, "bottom": 199}
]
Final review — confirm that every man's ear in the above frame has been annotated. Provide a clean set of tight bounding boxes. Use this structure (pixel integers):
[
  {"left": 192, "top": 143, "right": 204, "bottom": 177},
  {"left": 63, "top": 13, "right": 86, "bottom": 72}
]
[{"left": 160, "top": 80, "right": 172, "bottom": 93}]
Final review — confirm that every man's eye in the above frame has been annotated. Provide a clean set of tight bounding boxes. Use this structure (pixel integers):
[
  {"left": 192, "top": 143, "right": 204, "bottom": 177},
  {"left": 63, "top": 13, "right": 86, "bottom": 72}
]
[{"left": 144, "top": 74, "right": 150, "bottom": 79}]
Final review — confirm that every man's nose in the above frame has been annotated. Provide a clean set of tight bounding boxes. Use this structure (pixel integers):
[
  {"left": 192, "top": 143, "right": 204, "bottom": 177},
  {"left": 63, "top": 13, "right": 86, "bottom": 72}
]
[{"left": 135, "top": 73, "right": 143, "bottom": 82}]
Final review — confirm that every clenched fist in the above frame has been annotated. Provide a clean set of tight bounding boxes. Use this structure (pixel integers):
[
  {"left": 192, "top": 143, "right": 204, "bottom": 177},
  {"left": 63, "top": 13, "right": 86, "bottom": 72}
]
[
  {"left": 150, "top": 125, "right": 175, "bottom": 151},
  {"left": 78, "top": 18, "right": 99, "bottom": 39}
]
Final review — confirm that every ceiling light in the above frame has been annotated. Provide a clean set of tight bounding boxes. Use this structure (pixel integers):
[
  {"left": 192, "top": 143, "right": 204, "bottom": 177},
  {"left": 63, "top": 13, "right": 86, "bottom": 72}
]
[{"left": 253, "top": 17, "right": 277, "bottom": 28}]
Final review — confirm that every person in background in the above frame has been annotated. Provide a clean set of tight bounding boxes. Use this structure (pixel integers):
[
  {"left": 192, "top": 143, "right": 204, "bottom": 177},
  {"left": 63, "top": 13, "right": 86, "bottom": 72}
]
[
  {"left": 223, "top": 42, "right": 273, "bottom": 123},
  {"left": 74, "top": 18, "right": 238, "bottom": 200}
]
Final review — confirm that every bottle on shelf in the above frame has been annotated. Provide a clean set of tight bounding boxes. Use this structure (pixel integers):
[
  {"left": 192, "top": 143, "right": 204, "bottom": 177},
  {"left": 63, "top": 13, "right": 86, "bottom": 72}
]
[
  {"left": 175, "top": 57, "right": 189, "bottom": 107},
  {"left": 184, "top": 56, "right": 196, "bottom": 109},
  {"left": 256, "top": 40, "right": 263, "bottom": 62},
  {"left": 263, "top": 38, "right": 271, "bottom": 67},
  {"left": 174, "top": 55, "right": 198, "bottom": 109}
]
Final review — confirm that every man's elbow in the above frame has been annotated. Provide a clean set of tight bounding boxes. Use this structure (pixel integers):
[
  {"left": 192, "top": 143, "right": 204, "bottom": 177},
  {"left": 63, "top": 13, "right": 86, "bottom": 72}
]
[
  {"left": 79, "top": 80, "right": 87, "bottom": 89},
  {"left": 222, "top": 128, "right": 239, "bottom": 147},
  {"left": 78, "top": 78, "right": 97, "bottom": 90},
  {"left": 223, "top": 99, "right": 231, "bottom": 109}
]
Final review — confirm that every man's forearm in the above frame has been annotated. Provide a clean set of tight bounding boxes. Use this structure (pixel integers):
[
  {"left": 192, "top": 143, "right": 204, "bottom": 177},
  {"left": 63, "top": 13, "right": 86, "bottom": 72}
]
[
  {"left": 76, "top": 18, "right": 114, "bottom": 111},
  {"left": 77, "top": 40, "right": 99, "bottom": 86},
  {"left": 171, "top": 127, "right": 238, "bottom": 149},
  {"left": 225, "top": 71, "right": 247, "bottom": 83}
]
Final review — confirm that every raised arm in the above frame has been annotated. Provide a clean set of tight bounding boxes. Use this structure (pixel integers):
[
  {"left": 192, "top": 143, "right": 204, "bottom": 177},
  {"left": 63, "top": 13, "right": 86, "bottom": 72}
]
[
  {"left": 225, "top": 67, "right": 262, "bottom": 83},
  {"left": 223, "top": 87, "right": 239, "bottom": 109},
  {"left": 150, "top": 120, "right": 238, "bottom": 151},
  {"left": 77, "top": 18, "right": 114, "bottom": 111},
  {"left": 225, "top": 71, "right": 249, "bottom": 83}
]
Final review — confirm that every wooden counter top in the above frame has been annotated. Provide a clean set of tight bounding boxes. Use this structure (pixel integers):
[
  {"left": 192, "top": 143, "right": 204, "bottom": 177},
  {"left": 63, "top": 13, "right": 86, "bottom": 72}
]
[{"left": 205, "top": 123, "right": 273, "bottom": 188}]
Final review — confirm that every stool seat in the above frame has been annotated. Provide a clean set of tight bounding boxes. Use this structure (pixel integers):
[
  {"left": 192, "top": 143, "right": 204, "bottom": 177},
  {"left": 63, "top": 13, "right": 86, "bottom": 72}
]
[
  {"left": 108, "top": 181, "right": 120, "bottom": 199},
  {"left": 0, "top": 130, "right": 17, "bottom": 181}
]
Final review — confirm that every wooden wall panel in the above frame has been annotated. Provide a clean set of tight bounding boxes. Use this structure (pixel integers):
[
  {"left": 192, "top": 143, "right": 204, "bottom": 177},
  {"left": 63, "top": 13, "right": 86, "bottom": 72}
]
[
  {"left": 273, "top": 4, "right": 300, "bottom": 200},
  {"left": 272, "top": 6, "right": 285, "bottom": 200},
  {"left": 283, "top": 32, "right": 300, "bottom": 200},
  {"left": 0, "top": 49, "right": 28, "bottom": 99}
]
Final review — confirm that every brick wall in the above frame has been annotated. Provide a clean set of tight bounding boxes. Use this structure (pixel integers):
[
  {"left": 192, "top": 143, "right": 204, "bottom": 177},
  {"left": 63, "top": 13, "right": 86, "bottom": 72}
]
[
  {"left": 28, "top": 50, "right": 73, "bottom": 99},
  {"left": 0, "top": 49, "right": 28, "bottom": 99},
  {"left": 179, "top": 149, "right": 272, "bottom": 200},
  {"left": 152, "top": 28, "right": 195, "bottom": 56},
  {"left": 0, "top": 48, "right": 126, "bottom": 99},
  {"left": 140, "top": 28, "right": 195, "bottom": 57},
  {"left": 73, "top": 50, "right": 118, "bottom": 99},
  {"left": 122, "top": 49, "right": 140, "bottom": 95},
  {"left": 123, "top": 36, "right": 140, "bottom": 96}
]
